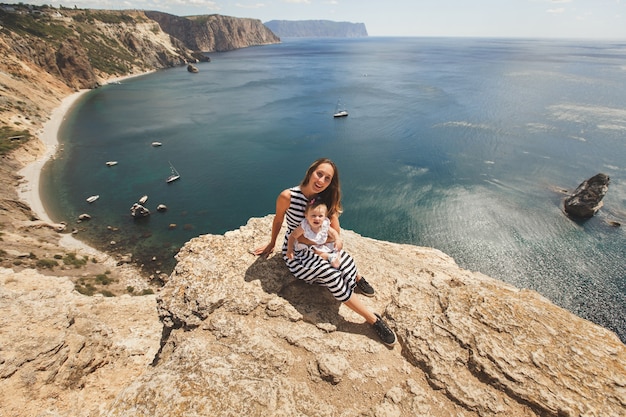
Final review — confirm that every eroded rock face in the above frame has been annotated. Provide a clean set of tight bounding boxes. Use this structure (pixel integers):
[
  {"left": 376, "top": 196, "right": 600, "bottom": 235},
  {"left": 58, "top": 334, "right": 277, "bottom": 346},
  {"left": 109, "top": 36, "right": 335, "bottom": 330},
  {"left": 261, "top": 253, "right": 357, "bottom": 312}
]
[
  {"left": 145, "top": 11, "right": 281, "bottom": 52},
  {"left": 104, "top": 216, "right": 626, "bottom": 417},
  {"left": 564, "top": 173, "right": 610, "bottom": 219},
  {"left": 0, "top": 268, "right": 161, "bottom": 417}
]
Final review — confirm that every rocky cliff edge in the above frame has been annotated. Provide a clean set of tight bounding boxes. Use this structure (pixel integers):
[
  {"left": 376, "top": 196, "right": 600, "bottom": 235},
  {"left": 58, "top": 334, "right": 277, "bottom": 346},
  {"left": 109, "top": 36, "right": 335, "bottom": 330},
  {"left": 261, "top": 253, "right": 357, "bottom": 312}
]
[{"left": 104, "top": 216, "right": 625, "bottom": 417}]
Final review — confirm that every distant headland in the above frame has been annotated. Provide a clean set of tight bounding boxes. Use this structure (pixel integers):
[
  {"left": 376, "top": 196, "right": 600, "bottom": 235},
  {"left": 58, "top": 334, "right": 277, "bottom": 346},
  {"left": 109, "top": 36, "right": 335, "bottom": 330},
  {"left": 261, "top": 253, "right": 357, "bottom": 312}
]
[{"left": 264, "top": 19, "right": 368, "bottom": 38}]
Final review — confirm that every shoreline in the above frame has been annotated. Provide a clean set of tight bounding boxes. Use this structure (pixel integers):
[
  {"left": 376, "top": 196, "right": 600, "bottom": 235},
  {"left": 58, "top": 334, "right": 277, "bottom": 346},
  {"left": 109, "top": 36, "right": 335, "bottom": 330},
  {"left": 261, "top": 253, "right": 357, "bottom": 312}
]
[
  {"left": 18, "top": 90, "right": 89, "bottom": 225},
  {"left": 17, "top": 90, "right": 98, "bottom": 253},
  {"left": 17, "top": 71, "right": 155, "bottom": 255}
]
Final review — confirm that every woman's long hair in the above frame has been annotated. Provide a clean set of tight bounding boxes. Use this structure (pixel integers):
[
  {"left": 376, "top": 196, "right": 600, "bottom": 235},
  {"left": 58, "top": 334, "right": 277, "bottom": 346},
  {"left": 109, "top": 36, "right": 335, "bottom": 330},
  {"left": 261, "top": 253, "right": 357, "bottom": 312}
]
[{"left": 300, "top": 158, "right": 343, "bottom": 218}]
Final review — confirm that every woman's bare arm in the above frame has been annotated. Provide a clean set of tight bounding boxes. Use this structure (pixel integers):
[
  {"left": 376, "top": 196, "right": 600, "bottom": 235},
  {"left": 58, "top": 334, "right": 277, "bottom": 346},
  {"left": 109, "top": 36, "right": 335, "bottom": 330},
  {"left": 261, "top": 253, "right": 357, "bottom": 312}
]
[{"left": 252, "top": 189, "right": 291, "bottom": 257}]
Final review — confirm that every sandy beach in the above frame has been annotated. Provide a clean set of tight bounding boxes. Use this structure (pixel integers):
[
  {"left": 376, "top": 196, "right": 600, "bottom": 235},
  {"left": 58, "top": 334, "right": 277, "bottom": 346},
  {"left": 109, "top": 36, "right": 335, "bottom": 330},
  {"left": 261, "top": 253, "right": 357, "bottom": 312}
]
[
  {"left": 17, "top": 90, "right": 89, "bottom": 224},
  {"left": 16, "top": 72, "right": 154, "bottom": 253},
  {"left": 16, "top": 89, "right": 107, "bottom": 254}
]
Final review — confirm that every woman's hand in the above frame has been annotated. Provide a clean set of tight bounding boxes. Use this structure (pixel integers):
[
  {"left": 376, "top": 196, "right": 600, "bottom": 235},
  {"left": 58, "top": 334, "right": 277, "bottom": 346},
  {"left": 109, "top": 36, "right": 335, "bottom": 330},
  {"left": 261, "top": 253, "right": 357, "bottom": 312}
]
[{"left": 252, "top": 243, "right": 274, "bottom": 257}]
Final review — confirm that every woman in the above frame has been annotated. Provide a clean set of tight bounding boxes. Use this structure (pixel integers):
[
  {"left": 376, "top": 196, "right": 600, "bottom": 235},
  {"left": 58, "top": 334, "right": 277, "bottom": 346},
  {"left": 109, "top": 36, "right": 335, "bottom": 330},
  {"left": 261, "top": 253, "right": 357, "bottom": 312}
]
[{"left": 254, "top": 158, "right": 397, "bottom": 346}]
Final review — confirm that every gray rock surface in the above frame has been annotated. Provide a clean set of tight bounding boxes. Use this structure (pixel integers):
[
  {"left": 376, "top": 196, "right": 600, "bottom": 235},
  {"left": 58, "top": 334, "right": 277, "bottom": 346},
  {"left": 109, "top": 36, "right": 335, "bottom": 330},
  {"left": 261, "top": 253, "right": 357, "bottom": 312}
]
[
  {"left": 105, "top": 216, "right": 626, "bottom": 417},
  {"left": 0, "top": 267, "right": 161, "bottom": 417}
]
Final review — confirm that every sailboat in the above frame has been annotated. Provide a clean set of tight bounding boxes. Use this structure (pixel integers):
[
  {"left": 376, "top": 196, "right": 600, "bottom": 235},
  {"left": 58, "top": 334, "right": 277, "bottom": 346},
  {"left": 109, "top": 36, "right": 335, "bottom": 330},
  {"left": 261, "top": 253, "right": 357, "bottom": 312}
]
[
  {"left": 166, "top": 162, "right": 180, "bottom": 183},
  {"left": 333, "top": 99, "right": 348, "bottom": 118}
]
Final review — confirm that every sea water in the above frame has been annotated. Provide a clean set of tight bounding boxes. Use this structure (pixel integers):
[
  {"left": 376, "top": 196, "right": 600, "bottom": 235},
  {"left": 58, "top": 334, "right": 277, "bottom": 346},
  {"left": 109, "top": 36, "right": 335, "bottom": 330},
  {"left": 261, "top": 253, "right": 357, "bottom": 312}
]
[{"left": 41, "top": 37, "right": 626, "bottom": 341}]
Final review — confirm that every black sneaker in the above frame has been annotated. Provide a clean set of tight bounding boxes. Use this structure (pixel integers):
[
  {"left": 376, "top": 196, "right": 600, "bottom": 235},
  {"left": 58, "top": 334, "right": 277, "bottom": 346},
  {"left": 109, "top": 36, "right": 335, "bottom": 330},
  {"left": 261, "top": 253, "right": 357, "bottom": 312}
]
[
  {"left": 356, "top": 276, "right": 375, "bottom": 297},
  {"left": 373, "top": 314, "right": 397, "bottom": 346}
]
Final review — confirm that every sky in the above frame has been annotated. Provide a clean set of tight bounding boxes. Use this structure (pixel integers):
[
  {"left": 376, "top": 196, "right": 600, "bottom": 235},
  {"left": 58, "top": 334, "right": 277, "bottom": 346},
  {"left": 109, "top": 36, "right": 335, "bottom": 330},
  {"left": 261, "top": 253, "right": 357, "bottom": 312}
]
[{"left": 29, "top": 0, "right": 625, "bottom": 38}]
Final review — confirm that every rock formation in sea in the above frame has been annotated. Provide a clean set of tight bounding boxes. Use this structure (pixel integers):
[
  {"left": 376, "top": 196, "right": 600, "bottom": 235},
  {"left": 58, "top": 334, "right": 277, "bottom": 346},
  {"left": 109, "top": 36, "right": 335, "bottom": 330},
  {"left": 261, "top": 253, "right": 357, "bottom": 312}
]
[
  {"left": 264, "top": 19, "right": 368, "bottom": 38},
  {"left": 563, "top": 173, "right": 610, "bottom": 219}
]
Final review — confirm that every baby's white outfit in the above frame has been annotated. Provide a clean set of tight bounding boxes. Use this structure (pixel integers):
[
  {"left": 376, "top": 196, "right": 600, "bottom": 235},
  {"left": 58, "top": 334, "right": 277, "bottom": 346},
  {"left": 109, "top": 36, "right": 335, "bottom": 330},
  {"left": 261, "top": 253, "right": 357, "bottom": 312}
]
[{"left": 295, "top": 218, "right": 335, "bottom": 254}]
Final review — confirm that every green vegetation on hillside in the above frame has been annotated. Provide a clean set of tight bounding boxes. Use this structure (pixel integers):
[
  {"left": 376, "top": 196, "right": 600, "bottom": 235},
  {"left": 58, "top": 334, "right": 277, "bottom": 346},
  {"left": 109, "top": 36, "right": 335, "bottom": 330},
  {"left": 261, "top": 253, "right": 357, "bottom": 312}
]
[
  {"left": 0, "top": 4, "right": 165, "bottom": 157},
  {"left": 78, "top": 30, "right": 135, "bottom": 74},
  {"left": 187, "top": 14, "right": 219, "bottom": 24},
  {"left": 0, "top": 5, "right": 146, "bottom": 74},
  {"left": 0, "top": 127, "right": 31, "bottom": 155},
  {"left": 0, "top": 8, "right": 73, "bottom": 44},
  {"left": 74, "top": 10, "right": 136, "bottom": 25}
]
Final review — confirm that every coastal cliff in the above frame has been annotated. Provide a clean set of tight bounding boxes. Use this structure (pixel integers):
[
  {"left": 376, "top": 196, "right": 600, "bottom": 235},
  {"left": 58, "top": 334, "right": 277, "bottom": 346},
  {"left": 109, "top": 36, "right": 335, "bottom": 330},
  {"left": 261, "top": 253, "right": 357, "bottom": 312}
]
[
  {"left": 0, "top": 5, "right": 279, "bottom": 132},
  {"left": 145, "top": 11, "right": 280, "bottom": 52},
  {"left": 0, "top": 5, "right": 625, "bottom": 417},
  {"left": 2, "top": 217, "right": 625, "bottom": 416}
]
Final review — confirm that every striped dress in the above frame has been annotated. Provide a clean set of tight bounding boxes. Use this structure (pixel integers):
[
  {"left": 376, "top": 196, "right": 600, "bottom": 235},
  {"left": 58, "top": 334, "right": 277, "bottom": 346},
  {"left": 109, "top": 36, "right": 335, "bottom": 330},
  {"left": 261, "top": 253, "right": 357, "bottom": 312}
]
[{"left": 281, "top": 186, "right": 358, "bottom": 302}]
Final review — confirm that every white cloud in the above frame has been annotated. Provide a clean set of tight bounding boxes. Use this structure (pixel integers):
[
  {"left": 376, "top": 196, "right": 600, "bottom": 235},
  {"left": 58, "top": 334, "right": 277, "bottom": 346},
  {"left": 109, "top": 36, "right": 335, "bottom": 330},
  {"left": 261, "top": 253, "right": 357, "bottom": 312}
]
[
  {"left": 236, "top": 2, "right": 266, "bottom": 9},
  {"left": 187, "top": 0, "right": 218, "bottom": 6},
  {"left": 547, "top": 7, "right": 566, "bottom": 13},
  {"left": 283, "top": 0, "right": 311, "bottom": 4}
]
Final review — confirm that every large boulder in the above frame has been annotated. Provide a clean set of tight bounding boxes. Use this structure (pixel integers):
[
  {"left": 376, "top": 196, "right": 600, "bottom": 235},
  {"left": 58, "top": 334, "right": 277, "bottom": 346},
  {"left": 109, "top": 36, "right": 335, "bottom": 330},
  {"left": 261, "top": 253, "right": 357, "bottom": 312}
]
[
  {"left": 563, "top": 173, "right": 610, "bottom": 219},
  {"left": 103, "top": 216, "right": 626, "bottom": 417},
  {"left": 130, "top": 203, "right": 150, "bottom": 218}
]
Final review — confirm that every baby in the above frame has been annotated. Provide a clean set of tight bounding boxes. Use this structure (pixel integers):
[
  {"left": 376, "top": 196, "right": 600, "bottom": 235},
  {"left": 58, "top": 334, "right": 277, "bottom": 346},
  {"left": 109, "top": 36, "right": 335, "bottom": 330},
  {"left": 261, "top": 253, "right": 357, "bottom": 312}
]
[{"left": 286, "top": 200, "right": 342, "bottom": 268}]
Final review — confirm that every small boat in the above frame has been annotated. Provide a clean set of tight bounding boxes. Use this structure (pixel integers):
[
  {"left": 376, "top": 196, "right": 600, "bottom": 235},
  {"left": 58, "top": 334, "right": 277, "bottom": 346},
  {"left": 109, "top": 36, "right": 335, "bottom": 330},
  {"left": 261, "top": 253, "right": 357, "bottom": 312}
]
[
  {"left": 138, "top": 195, "right": 148, "bottom": 205},
  {"left": 166, "top": 162, "right": 180, "bottom": 183},
  {"left": 86, "top": 195, "right": 99, "bottom": 203},
  {"left": 151, "top": 141, "right": 162, "bottom": 147},
  {"left": 333, "top": 100, "right": 348, "bottom": 118},
  {"left": 105, "top": 161, "right": 118, "bottom": 166}
]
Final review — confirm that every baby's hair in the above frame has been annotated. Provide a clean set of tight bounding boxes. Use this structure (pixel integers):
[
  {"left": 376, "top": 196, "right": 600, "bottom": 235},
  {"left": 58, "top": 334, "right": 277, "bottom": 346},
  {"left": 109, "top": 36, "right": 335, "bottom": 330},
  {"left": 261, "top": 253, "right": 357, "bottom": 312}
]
[{"left": 306, "top": 198, "right": 328, "bottom": 214}]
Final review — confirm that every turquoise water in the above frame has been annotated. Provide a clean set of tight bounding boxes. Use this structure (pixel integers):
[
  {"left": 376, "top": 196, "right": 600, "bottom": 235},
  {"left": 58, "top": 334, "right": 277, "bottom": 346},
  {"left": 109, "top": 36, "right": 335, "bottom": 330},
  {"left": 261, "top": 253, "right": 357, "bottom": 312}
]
[{"left": 42, "top": 37, "right": 626, "bottom": 341}]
